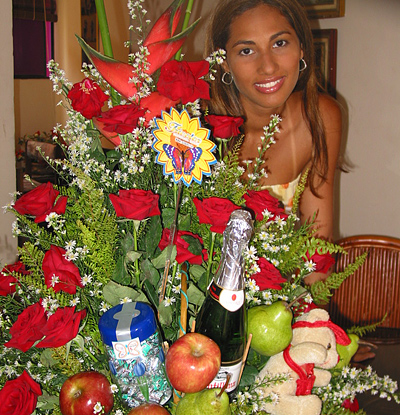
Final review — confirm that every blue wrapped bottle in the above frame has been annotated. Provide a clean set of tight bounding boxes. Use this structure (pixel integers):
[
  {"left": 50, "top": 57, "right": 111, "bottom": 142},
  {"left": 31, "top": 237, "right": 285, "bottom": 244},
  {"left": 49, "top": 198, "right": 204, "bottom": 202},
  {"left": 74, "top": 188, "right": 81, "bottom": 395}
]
[{"left": 98, "top": 302, "right": 172, "bottom": 408}]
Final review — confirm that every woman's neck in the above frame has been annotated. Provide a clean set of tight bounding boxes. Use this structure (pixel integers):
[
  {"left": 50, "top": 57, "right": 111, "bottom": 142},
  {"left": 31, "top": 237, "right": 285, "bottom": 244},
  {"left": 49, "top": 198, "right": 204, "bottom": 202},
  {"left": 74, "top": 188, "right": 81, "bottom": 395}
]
[{"left": 242, "top": 102, "right": 287, "bottom": 135}]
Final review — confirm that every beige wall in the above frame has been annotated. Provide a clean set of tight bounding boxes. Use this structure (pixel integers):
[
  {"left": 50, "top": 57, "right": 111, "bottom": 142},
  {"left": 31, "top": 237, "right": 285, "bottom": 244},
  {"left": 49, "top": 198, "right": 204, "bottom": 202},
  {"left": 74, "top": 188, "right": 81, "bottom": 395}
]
[
  {"left": 9, "top": 0, "right": 400, "bottom": 251},
  {"left": 0, "top": 1, "right": 18, "bottom": 264},
  {"left": 311, "top": 0, "right": 400, "bottom": 239}
]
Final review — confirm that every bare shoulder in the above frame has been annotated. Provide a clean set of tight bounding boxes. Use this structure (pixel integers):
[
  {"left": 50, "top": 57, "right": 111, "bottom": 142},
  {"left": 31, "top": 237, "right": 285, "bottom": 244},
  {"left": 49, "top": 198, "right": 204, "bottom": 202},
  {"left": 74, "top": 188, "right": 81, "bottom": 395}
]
[{"left": 318, "top": 93, "right": 342, "bottom": 133}]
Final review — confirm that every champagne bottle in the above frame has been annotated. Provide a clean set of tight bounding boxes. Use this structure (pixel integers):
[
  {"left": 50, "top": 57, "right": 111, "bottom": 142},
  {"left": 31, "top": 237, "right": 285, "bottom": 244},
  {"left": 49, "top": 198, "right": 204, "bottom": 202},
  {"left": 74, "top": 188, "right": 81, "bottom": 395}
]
[{"left": 196, "top": 209, "right": 253, "bottom": 395}]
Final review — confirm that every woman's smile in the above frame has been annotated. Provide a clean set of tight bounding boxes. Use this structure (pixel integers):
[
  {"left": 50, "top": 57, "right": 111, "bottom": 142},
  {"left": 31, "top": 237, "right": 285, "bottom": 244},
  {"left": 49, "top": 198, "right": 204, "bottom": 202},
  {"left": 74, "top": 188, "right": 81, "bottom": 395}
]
[{"left": 254, "top": 76, "right": 285, "bottom": 93}]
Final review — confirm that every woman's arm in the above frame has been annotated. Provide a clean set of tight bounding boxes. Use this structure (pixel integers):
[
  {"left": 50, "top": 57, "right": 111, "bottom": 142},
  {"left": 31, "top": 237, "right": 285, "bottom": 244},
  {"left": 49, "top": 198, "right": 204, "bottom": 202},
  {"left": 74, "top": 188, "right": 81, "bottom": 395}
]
[{"left": 301, "top": 94, "right": 343, "bottom": 284}]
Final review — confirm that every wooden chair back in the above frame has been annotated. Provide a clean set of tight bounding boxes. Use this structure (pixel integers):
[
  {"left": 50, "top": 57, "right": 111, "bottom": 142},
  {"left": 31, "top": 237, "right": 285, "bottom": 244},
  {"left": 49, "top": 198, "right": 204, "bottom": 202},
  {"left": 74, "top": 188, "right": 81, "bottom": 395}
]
[{"left": 328, "top": 235, "right": 400, "bottom": 344}]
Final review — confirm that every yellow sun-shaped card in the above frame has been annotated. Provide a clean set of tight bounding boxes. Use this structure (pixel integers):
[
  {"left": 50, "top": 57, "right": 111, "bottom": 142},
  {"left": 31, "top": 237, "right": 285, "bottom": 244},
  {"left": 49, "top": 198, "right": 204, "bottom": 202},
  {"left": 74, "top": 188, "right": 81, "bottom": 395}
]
[{"left": 152, "top": 108, "right": 216, "bottom": 186}]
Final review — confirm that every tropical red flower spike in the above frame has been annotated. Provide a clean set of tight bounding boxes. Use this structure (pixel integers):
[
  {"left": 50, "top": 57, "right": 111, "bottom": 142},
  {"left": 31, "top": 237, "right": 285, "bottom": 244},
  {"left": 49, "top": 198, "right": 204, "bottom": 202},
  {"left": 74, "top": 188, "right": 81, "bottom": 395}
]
[
  {"left": 76, "top": 0, "right": 199, "bottom": 99},
  {"left": 76, "top": 36, "right": 139, "bottom": 100},
  {"left": 143, "top": 0, "right": 184, "bottom": 46}
]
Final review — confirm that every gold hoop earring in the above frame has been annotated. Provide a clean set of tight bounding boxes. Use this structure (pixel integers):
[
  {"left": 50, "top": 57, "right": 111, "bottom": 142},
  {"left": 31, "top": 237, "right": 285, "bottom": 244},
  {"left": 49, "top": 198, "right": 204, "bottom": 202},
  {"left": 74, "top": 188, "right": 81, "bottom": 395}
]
[
  {"left": 222, "top": 72, "right": 233, "bottom": 85},
  {"left": 299, "top": 58, "right": 307, "bottom": 72}
]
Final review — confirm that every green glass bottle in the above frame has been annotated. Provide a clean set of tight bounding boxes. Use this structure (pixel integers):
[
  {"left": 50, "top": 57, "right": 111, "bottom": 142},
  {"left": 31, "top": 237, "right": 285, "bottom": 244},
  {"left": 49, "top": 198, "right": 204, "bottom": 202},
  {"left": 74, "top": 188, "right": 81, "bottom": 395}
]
[{"left": 196, "top": 209, "right": 253, "bottom": 394}]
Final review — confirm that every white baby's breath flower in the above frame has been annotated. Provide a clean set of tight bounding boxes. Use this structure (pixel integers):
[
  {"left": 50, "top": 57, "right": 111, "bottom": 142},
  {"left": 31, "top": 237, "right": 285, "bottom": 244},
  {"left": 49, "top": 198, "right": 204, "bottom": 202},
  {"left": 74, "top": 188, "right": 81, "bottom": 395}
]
[
  {"left": 164, "top": 297, "right": 176, "bottom": 307},
  {"left": 93, "top": 402, "right": 104, "bottom": 414},
  {"left": 100, "top": 302, "right": 109, "bottom": 313},
  {"left": 50, "top": 274, "right": 60, "bottom": 287},
  {"left": 70, "top": 297, "right": 80, "bottom": 307},
  {"left": 120, "top": 297, "right": 132, "bottom": 304},
  {"left": 304, "top": 260, "right": 316, "bottom": 273}
]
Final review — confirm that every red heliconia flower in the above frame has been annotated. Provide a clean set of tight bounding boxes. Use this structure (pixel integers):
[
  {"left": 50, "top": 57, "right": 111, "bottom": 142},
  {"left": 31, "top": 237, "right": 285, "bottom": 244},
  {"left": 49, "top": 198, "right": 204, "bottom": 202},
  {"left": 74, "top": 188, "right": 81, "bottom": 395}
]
[{"left": 76, "top": 0, "right": 198, "bottom": 99}]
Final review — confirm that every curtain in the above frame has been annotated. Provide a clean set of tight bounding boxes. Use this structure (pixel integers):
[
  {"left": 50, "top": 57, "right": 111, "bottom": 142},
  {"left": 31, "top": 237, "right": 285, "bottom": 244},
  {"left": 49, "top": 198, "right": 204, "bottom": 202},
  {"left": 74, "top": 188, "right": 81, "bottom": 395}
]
[{"left": 13, "top": 0, "right": 57, "bottom": 22}]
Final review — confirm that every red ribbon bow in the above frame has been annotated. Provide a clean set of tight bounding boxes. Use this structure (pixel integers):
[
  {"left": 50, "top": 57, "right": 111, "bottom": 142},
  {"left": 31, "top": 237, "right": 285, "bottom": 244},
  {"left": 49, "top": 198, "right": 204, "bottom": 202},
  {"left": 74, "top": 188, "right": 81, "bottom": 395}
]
[
  {"left": 292, "top": 319, "right": 351, "bottom": 346},
  {"left": 283, "top": 345, "right": 316, "bottom": 396}
]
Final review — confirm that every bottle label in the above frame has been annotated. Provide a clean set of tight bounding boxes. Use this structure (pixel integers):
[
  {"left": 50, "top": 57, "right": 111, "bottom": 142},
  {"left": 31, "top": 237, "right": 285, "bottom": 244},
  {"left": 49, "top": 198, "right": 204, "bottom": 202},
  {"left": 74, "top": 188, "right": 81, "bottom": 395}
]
[
  {"left": 207, "top": 360, "right": 242, "bottom": 392},
  {"left": 112, "top": 337, "right": 143, "bottom": 360},
  {"left": 209, "top": 282, "right": 244, "bottom": 312}
]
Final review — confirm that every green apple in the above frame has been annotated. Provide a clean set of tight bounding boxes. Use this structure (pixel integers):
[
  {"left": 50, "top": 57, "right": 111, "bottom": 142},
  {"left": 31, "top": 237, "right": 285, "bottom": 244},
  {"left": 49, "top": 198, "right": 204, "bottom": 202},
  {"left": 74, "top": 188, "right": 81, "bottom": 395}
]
[
  {"left": 247, "top": 301, "right": 293, "bottom": 356},
  {"left": 335, "top": 333, "right": 359, "bottom": 369},
  {"left": 176, "top": 388, "right": 231, "bottom": 415}
]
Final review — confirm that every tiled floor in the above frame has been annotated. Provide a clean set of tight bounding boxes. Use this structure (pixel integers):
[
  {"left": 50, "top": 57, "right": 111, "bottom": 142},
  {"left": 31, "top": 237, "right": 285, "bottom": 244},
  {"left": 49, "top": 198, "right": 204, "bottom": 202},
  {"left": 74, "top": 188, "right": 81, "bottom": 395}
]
[{"left": 356, "top": 343, "right": 400, "bottom": 414}]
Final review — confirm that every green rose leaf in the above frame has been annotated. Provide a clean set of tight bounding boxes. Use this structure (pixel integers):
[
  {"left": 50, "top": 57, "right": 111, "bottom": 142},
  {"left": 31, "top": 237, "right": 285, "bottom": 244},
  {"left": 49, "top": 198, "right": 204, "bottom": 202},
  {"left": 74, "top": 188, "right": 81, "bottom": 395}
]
[
  {"left": 187, "top": 283, "right": 205, "bottom": 308},
  {"left": 121, "top": 231, "right": 135, "bottom": 254},
  {"left": 189, "top": 264, "right": 206, "bottom": 282},
  {"left": 89, "top": 136, "right": 106, "bottom": 162},
  {"left": 162, "top": 208, "right": 175, "bottom": 229},
  {"left": 103, "top": 281, "right": 146, "bottom": 305},
  {"left": 158, "top": 302, "right": 173, "bottom": 326},
  {"left": 177, "top": 212, "right": 191, "bottom": 231},
  {"left": 141, "top": 258, "right": 160, "bottom": 285},
  {"left": 239, "top": 365, "right": 259, "bottom": 387},
  {"left": 125, "top": 250, "right": 143, "bottom": 263},
  {"left": 37, "top": 393, "right": 61, "bottom": 410},
  {"left": 181, "top": 234, "right": 203, "bottom": 255},
  {"left": 152, "top": 245, "right": 177, "bottom": 269},
  {"left": 73, "top": 334, "right": 85, "bottom": 351},
  {"left": 140, "top": 214, "right": 162, "bottom": 257},
  {"left": 40, "top": 348, "right": 58, "bottom": 368},
  {"left": 112, "top": 256, "right": 131, "bottom": 285}
]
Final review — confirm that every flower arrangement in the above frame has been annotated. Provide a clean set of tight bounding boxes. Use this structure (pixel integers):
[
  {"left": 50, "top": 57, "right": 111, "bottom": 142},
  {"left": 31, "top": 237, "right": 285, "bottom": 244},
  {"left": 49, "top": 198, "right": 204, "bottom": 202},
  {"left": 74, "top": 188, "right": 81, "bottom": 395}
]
[{"left": 1, "top": 1, "right": 399, "bottom": 414}]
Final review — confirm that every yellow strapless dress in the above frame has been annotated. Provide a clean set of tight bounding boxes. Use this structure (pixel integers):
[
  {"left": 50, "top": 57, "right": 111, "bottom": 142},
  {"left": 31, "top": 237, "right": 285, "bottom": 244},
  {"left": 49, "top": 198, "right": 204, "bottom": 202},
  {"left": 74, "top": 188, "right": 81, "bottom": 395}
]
[{"left": 260, "top": 174, "right": 301, "bottom": 214}]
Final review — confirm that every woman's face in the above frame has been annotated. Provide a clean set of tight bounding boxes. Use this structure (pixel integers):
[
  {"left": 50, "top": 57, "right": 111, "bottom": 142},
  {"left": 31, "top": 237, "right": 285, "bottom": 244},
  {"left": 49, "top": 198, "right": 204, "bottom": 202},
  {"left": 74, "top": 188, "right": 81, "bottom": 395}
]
[{"left": 224, "top": 4, "right": 303, "bottom": 116}]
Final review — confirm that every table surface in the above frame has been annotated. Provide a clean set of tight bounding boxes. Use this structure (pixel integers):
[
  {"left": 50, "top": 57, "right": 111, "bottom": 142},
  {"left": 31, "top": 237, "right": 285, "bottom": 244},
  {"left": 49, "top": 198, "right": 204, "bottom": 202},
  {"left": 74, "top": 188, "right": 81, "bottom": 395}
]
[{"left": 356, "top": 343, "right": 400, "bottom": 415}]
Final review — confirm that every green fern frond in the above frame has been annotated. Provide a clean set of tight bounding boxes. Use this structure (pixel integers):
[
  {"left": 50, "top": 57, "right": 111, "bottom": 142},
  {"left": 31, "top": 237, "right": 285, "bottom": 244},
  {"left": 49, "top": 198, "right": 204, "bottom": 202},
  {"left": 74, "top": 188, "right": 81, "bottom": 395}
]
[
  {"left": 310, "top": 252, "right": 368, "bottom": 304},
  {"left": 347, "top": 314, "right": 387, "bottom": 337},
  {"left": 14, "top": 212, "right": 58, "bottom": 250},
  {"left": 18, "top": 242, "right": 45, "bottom": 271},
  {"left": 303, "top": 237, "right": 347, "bottom": 257},
  {"left": 205, "top": 135, "right": 246, "bottom": 203},
  {"left": 291, "top": 168, "right": 309, "bottom": 214}
]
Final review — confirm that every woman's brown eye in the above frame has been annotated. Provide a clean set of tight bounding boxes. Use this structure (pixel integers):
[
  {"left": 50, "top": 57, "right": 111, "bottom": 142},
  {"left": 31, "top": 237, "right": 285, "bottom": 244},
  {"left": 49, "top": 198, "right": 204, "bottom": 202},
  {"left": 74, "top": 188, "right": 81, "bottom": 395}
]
[{"left": 327, "top": 343, "right": 331, "bottom": 350}]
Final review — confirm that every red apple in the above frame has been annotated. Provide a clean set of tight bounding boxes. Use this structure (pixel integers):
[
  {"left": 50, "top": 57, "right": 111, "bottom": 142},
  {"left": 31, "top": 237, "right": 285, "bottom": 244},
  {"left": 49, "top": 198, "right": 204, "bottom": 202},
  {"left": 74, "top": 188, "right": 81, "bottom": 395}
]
[
  {"left": 165, "top": 332, "right": 221, "bottom": 393},
  {"left": 59, "top": 371, "right": 114, "bottom": 415},
  {"left": 128, "top": 402, "right": 170, "bottom": 414}
]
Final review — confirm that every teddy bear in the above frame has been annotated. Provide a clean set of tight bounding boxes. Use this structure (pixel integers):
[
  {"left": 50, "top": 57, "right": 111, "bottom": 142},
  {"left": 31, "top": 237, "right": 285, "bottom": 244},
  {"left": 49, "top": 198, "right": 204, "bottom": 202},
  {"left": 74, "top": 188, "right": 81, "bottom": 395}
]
[{"left": 257, "top": 308, "right": 350, "bottom": 415}]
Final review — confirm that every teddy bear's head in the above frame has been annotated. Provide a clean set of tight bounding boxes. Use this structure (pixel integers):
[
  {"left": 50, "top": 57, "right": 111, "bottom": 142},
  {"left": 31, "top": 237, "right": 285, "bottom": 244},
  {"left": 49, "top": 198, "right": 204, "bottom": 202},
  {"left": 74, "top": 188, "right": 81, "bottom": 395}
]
[{"left": 290, "top": 309, "right": 350, "bottom": 369}]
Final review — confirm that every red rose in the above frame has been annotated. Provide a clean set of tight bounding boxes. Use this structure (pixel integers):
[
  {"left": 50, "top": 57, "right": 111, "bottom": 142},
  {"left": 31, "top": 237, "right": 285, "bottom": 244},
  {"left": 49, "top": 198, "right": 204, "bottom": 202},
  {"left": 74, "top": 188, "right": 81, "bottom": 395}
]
[
  {"left": 13, "top": 182, "right": 68, "bottom": 223},
  {"left": 193, "top": 197, "right": 240, "bottom": 234},
  {"left": 0, "top": 370, "right": 42, "bottom": 415},
  {"left": 342, "top": 398, "right": 359, "bottom": 412},
  {"left": 158, "top": 229, "right": 206, "bottom": 265},
  {"left": 97, "top": 104, "right": 147, "bottom": 135},
  {"left": 109, "top": 189, "right": 161, "bottom": 220},
  {"left": 42, "top": 245, "right": 83, "bottom": 294},
  {"left": 205, "top": 115, "right": 244, "bottom": 139},
  {"left": 36, "top": 307, "right": 86, "bottom": 348},
  {"left": 0, "top": 261, "right": 29, "bottom": 296},
  {"left": 157, "top": 60, "right": 210, "bottom": 104},
  {"left": 305, "top": 251, "right": 335, "bottom": 274},
  {"left": 244, "top": 189, "right": 288, "bottom": 222},
  {"left": 250, "top": 257, "right": 286, "bottom": 290},
  {"left": 67, "top": 78, "right": 108, "bottom": 119},
  {"left": 5, "top": 302, "right": 47, "bottom": 352}
]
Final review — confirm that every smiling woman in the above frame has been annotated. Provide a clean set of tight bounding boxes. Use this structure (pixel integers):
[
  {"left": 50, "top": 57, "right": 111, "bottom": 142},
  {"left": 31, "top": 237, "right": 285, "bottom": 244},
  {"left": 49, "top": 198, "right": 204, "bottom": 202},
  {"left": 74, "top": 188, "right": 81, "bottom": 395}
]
[{"left": 205, "top": 0, "right": 343, "bottom": 284}]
